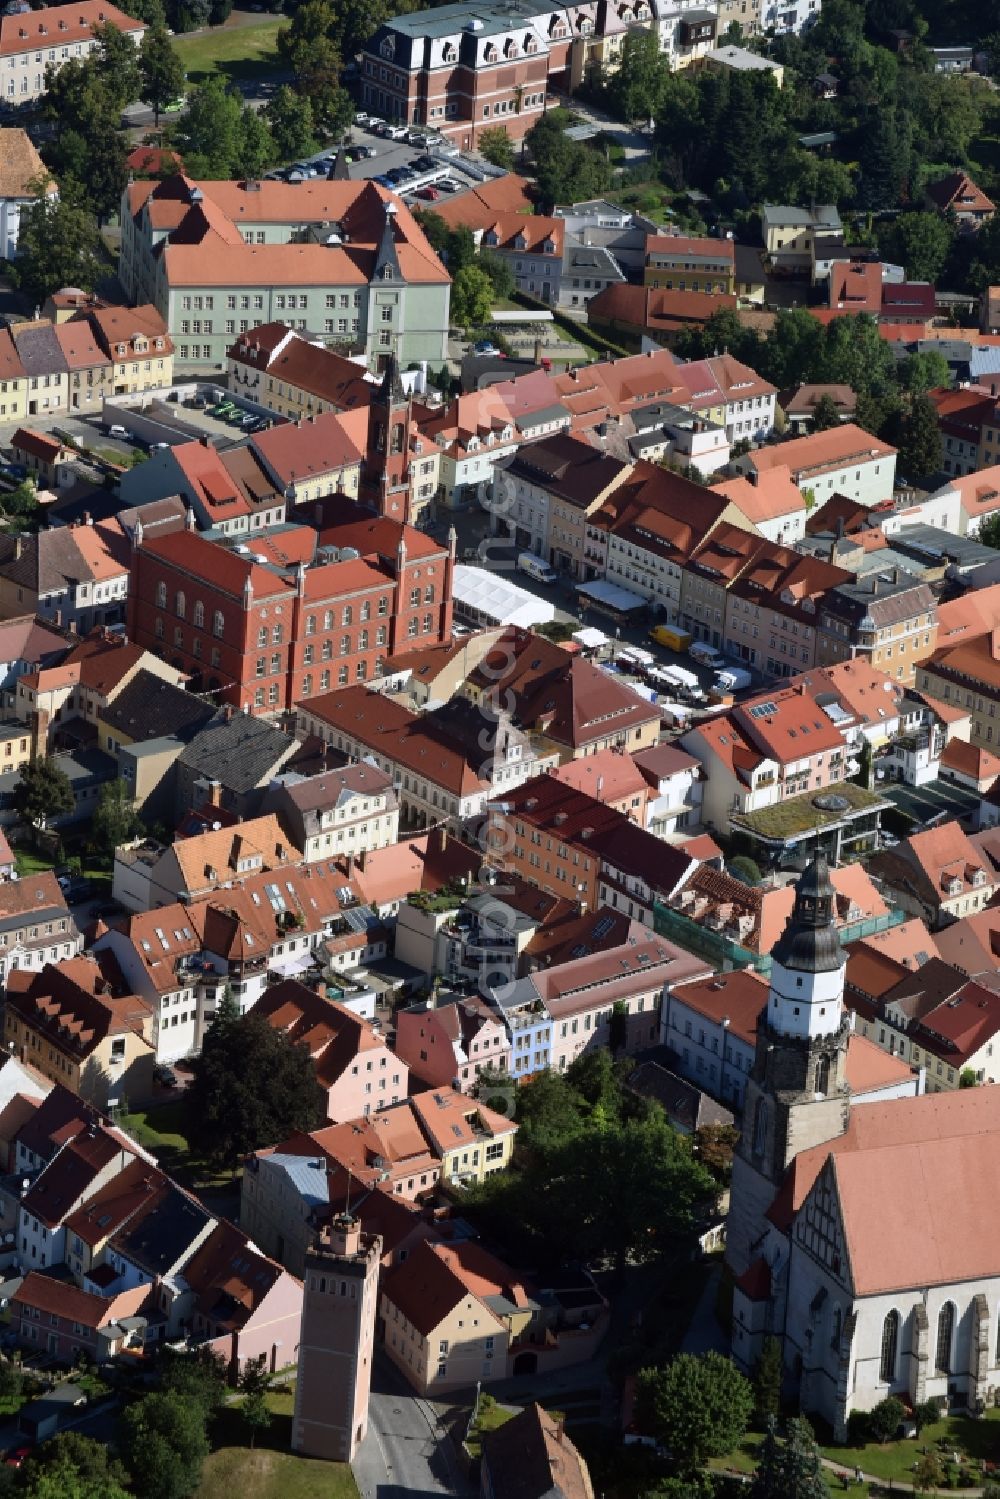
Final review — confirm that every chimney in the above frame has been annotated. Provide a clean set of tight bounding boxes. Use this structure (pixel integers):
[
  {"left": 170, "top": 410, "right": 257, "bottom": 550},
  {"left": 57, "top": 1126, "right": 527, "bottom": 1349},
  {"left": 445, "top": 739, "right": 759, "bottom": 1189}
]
[
  {"left": 357, "top": 848, "right": 367, "bottom": 871},
  {"left": 207, "top": 779, "right": 222, "bottom": 807},
  {"left": 200, "top": 434, "right": 211, "bottom": 448},
  {"left": 437, "top": 825, "right": 448, "bottom": 853},
  {"left": 346, "top": 853, "right": 355, "bottom": 878},
  {"left": 83, "top": 511, "right": 93, "bottom": 526}
]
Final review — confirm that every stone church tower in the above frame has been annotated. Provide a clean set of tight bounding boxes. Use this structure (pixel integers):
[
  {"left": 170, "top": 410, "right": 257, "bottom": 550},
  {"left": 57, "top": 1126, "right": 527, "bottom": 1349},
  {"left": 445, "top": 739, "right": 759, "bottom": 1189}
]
[{"left": 726, "top": 852, "right": 852, "bottom": 1277}]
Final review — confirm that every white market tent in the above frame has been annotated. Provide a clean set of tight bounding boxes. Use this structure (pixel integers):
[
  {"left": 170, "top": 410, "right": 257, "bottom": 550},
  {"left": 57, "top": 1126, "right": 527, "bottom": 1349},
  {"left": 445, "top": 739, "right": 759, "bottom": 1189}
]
[
  {"left": 576, "top": 579, "right": 648, "bottom": 613},
  {"left": 452, "top": 565, "right": 556, "bottom": 629},
  {"left": 573, "top": 626, "right": 609, "bottom": 650}
]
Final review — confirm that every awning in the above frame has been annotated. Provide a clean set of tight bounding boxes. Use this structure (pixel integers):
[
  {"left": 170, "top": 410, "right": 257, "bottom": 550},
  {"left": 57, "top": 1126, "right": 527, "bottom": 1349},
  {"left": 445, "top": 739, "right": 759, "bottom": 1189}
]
[{"left": 268, "top": 950, "right": 316, "bottom": 978}]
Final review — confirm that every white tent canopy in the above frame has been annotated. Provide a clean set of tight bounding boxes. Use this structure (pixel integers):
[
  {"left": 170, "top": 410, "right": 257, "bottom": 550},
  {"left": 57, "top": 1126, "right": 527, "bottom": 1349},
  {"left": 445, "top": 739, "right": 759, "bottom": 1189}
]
[
  {"left": 573, "top": 627, "right": 609, "bottom": 650},
  {"left": 453, "top": 565, "right": 556, "bottom": 629}
]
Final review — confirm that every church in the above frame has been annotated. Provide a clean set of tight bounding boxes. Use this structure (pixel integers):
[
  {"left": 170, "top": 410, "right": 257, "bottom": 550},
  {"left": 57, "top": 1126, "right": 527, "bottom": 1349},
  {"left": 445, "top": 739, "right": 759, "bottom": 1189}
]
[{"left": 726, "top": 853, "right": 1000, "bottom": 1440}]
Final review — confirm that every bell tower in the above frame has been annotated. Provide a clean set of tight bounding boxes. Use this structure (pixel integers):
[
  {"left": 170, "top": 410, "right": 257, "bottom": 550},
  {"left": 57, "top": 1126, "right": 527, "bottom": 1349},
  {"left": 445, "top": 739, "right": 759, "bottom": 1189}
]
[
  {"left": 362, "top": 352, "right": 412, "bottom": 520},
  {"left": 726, "top": 852, "right": 851, "bottom": 1276}
]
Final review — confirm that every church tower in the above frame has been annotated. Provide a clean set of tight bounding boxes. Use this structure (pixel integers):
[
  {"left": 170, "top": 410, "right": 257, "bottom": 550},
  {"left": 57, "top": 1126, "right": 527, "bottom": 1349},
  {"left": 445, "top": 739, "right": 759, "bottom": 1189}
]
[
  {"left": 726, "top": 852, "right": 852, "bottom": 1277},
  {"left": 362, "top": 351, "right": 412, "bottom": 521}
]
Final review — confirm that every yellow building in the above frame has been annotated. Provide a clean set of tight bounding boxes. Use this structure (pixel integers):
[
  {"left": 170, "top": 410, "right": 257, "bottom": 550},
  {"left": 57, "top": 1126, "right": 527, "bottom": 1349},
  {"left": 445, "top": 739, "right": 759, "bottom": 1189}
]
[
  {"left": 644, "top": 233, "right": 736, "bottom": 295},
  {"left": 4, "top": 957, "right": 155, "bottom": 1107}
]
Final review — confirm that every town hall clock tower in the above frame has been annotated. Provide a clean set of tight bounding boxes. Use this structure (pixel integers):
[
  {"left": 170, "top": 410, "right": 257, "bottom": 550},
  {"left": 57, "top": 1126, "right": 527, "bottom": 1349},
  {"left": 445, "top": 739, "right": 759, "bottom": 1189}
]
[{"left": 726, "top": 852, "right": 852, "bottom": 1277}]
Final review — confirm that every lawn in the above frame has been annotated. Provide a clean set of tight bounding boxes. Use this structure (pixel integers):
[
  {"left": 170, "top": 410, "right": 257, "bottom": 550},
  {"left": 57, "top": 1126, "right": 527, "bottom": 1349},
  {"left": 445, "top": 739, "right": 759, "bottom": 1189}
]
[
  {"left": 173, "top": 17, "right": 285, "bottom": 84},
  {"left": 714, "top": 1408, "right": 1000, "bottom": 1493},
  {"left": 198, "top": 1386, "right": 360, "bottom": 1499},
  {"left": 120, "top": 1097, "right": 239, "bottom": 1194},
  {"left": 465, "top": 1396, "right": 515, "bottom": 1459},
  {"left": 728, "top": 781, "right": 889, "bottom": 843},
  {"left": 15, "top": 846, "right": 111, "bottom": 893}
]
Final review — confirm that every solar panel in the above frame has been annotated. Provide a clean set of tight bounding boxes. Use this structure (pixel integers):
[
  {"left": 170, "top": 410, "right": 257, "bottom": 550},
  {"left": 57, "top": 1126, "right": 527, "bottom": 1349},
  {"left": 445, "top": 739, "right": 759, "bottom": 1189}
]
[{"left": 748, "top": 701, "right": 777, "bottom": 719}]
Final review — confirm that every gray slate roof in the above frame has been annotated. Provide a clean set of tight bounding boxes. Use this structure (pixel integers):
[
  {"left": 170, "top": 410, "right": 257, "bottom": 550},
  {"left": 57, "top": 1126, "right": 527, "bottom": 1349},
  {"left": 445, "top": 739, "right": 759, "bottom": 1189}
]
[
  {"left": 177, "top": 714, "right": 295, "bottom": 794},
  {"left": 102, "top": 670, "right": 217, "bottom": 744}
]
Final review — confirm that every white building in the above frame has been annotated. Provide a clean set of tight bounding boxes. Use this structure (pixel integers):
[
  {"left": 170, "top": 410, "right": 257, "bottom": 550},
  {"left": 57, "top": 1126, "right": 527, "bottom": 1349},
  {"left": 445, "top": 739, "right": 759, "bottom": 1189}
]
[
  {"left": 719, "top": 856, "right": 1000, "bottom": 1448},
  {"left": 734, "top": 423, "right": 897, "bottom": 508},
  {"left": 0, "top": 1, "right": 144, "bottom": 106},
  {"left": 761, "top": 0, "right": 821, "bottom": 32}
]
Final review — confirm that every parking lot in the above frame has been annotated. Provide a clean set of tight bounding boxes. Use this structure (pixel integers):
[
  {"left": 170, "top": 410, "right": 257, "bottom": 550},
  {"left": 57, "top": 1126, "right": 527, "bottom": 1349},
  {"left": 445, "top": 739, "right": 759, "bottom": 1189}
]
[
  {"left": 883, "top": 778, "right": 981, "bottom": 827},
  {"left": 269, "top": 118, "right": 503, "bottom": 210}
]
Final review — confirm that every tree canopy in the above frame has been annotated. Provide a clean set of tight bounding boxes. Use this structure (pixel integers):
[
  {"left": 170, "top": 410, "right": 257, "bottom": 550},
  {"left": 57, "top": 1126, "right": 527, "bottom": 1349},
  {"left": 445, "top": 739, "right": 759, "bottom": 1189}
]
[
  {"left": 636, "top": 1352, "right": 754, "bottom": 1481},
  {"left": 13, "top": 758, "right": 74, "bottom": 832},
  {"left": 119, "top": 1390, "right": 210, "bottom": 1499},
  {"left": 188, "top": 1008, "right": 326, "bottom": 1170},
  {"left": 463, "top": 1054, "right": 716, "bottom": 1270},
  {"left": 11, "top": 192, "right": 103, "bottom": 305}
]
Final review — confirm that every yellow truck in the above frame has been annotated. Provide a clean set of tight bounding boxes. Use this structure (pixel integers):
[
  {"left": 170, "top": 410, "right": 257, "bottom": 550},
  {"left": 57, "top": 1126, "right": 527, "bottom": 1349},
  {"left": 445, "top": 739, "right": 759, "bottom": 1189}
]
[{"left": 649, "top": 624, "right": 693, "bottom": 653}]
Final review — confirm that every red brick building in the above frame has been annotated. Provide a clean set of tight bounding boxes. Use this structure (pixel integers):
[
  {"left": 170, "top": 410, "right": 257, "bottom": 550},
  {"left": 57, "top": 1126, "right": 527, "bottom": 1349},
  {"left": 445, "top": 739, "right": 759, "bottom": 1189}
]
[{"left": 127, "top": 504, "right": 455, "bottom": 714}]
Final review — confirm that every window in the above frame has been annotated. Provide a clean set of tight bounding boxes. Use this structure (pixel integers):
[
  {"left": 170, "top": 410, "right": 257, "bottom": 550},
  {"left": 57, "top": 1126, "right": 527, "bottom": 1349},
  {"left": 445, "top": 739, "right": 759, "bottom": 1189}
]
[
  {"left": 175, "top": 590, "right": 186, "bottom": 619},
  {"left": 880, "top": 1310, "right": 899, "bottom": 1383},
  {"left": 212, "top": 610, "right": 224, "bottom": 638},
  {"left": 751, "top": 1097, "right": 766, "bottom": 1157},
  {"left": 831, "top": 1305, "right": 842, "bottom": 1350},
  {"left": 193, "top": 600, "right": 204, "bottom": 628},
  {"left": 936, "top": 1302, "right": 954, "bottom": 1374},
  {"left": 155, "top": 581, "right": 167, "bottom": 608}
]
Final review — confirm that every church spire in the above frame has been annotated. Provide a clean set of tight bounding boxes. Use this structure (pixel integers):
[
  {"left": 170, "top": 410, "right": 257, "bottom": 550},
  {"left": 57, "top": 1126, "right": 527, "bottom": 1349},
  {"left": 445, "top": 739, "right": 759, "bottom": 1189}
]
[
  {"left": 373, "top": 199, "right": 403, "bottom": 282},
  {"left": 770, "top": 851, "right": 843, "bottom": 976}
]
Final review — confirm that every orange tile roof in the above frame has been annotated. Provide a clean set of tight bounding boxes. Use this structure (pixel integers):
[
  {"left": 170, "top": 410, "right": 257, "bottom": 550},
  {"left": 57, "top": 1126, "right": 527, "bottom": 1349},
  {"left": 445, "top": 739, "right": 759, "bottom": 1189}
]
[
  {"left": 431, "top": 173, "right": 536, "bottom": 231},
  {"left": 746, "top": 422, "right": 895, "bottom": 479},
  {"left": 856, "top": 917, "right": 938, "bottom": 971},
  {"left": 712, "top": 469, "right": 804, "bottom": 524},
  {"left": 0, "top": 0, "right": 142, "bottom": 55},
  {"left": 843, "top": 1032, "right": 914, "bottom": 1094},
  {"left": 671, "top": 970, "right": 767, "bottom": 1046},
  {"left": 382, "top": 1238, "right": 531, "bottom": 1336}
]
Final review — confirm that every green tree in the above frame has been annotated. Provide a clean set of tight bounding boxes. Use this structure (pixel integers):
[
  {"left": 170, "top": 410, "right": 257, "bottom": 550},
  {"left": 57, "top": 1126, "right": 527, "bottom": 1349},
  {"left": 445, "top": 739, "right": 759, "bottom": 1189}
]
[
  {"left": 900, "top": 349, "right": 950, "bottom": 395},
  {"left": 23, "top": 1433, "right": 129, "bottom": 1494},
  {"left": 753, "top": 1338, "right": 782, "bottom": 1424},
  {"left": 750, "top": 1417, "right": 826, "bottom": 1499},
  {"left": 139, "top": 23, "right": 185, "bottom": 125},
  {"left": 852, "top": 737, "right": 873, "bottom": 791},
  {"left": 119, "top": 1391, "right": 210, "bottom": 1499},
  {"left": 729, "top": 857, "right": 762, "bottom": 887},
  {"left": 174, "top": 75, "right": 245, "bottom": 177},
  {"left": 525, "top": 113, "right": 611, "bottom": 211},
  {"left": 959, "top": 1067, "right": 978, "bottom": 1088},
  {"left": 236, "top": 106, "right": 277, "bottom": 179},
  {"left": 636, "top": 1353, "right": 753, "bottom": 1481},
  {"left": 880, "top": 211, "right": 955, "bottom": 284},
  {"left": 12, "top": 190, "right": 103, "bottom": 304},
  {"left": 0, "top": 477, "right": 42, "bottom": 533},
  {"left": 896, "top": 393, "right": 943, "bottom": 479},
  {"left": 478, "top": 126, "right": 516, "bottom": 169},
  {"left": 867, "top": 1395, "right": 904, "bottom": 1444},
  {"left": 265, "top": 86, "right": 317, "bottom": 162},
  {"left": 13, "top": 757, "right": 74, "bottom": 834},
  {"left": 0, "top": 1359, "right": 21, "bottom": 1401},
  {"left": 24, "top": 1460, "right": 130, "bottom": 1499},
  {"left": 809, "top": 394, "right": 844, "bottom": 433},
  {"left": 911, "top": 1398, "right": 940, "bottom": 1435},
  {"left": 479, "top": 249, "right": 515, "bottom": 301},
  {"left": 237, "top": 1354, "right": 272, "bottom": 1449},
  {"left": 913, "top": 1449, "right": 944, "bottom": 1497},
  {"left": 188, "top": 1012, "right": 326, "bottom": 1170},
  {"left": 158, "top": 1347, "right": 227, "bottom": 1415},
  {"left": 979, "top": 512, "right": 1000, "bottom": 551},
  {"left": 90, "top": 20, "right": 142, "bottom": 108},
  {"left": 91, "top": 778, "right": 142, "bottom": 858},
  {"left": 451, "top": 265, "right": 495, "bottom": 330},
  {"left": 276, "top": 0, "right": 352, "bottom": 136},
  {"left": 606, "top": 28, "right": 667, "bottom": 124}
]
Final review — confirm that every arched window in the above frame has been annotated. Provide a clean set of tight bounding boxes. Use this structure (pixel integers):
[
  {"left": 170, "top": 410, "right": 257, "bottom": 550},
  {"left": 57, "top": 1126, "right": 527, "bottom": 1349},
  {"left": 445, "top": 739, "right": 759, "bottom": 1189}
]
[
  {"left": 936, "top": 1302, "right": 955, "bottom": 1373},
  {"left": 154, "top": 617, "right": 164, "bottom": 639},
  {"left": 212, "top": 610, "right": 224, "bottom": 638},
  {"left": 343, "top": 606, "right": 353, "bottom": 626},
  {"left": 880, "top": 1310, "right": 899, "bottom": 1383},
  {"left": 831, "top": 1305, "right": 842, "bottom": 1351},
  {"left": 193, "top": 600, "right": 204, "bottom": 628},
  {"left": 751, "top": 1097, "right": 766, "bottom": 1157},
  {"left": 306, "top": 614, "right": 316, "bottom": 635},
  {"left": 360, "top": 600, "right": 371, "bottom": 621},
  {"left": 815, "top": 1056, "right": 830, "bottom": 1095},
  {"left": 175, "top": 590, "right": 186, "bottom": 619},
  {"left": 155, "top": 581, "right": 166, "bottom": 608},
  {"left": 359, "top": 629, "right": 369, "bottom": 650},
  {"left": 173, "top": 627, "right": 183, "bottom": 648}
]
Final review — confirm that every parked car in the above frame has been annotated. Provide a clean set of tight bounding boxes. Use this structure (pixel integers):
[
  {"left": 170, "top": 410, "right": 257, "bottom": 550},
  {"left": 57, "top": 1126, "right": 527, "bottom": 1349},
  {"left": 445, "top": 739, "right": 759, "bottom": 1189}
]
[
  {"left": 5, "top": 1447, "right": 33, "bottom": 1470},
  {"left": 384, "top": 123, "right": 407, "bottom": 140},
  {"left": 356, "top": 144, "right": 377, "bottom": 158},
  {"left": 411, "top": 154, "right": 436, "bottom": 170},
  {"left": 436, "top": 178, "right": 459, "bottom": 191},
  {"left": 474, "top": 339, "right": 500, "bottom": 355},
  {"left": 154, "top": 1064, "right": 179, "bottom": 1088},
  {"left": 106, "top": 423, "right": 129, "bottom": 438},
  {"left": 417, "top": 185, "right": 440, "bottom": 200},
  {"left": 354, "top": 111, "right": 370, "bottom": 126}
]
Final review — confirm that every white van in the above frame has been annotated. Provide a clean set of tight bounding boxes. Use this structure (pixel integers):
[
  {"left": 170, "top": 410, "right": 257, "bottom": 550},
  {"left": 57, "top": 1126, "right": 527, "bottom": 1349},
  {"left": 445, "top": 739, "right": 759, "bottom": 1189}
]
[
  {"left": 689, "top": 642, "right": 725, "bottom": 671},
  {"left": 517, "top": 552, "right": 558, "bottom": 585}
]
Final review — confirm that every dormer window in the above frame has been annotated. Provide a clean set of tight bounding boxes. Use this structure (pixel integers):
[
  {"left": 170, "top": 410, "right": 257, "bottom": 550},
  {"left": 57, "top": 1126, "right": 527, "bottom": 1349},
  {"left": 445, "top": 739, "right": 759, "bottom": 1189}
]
[
  {"left": 116, "top": 343, "right": 126, "bottom": 356},
  {"left": 382, "top": 267, "right": 393, "bottom": 279}
]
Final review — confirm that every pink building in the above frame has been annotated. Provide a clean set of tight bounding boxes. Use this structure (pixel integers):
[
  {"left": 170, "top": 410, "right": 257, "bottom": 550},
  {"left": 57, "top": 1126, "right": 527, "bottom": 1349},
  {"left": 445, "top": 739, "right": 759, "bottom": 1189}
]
[
  {"left": 395, "top": 993, "right": 511, "bottom": 1092},
  {"left": 251, "top": 979, "right": 408, "bottom": 1121},
  {"left": 182, "top": 1220, "right": 303, "bottom": 1377}
]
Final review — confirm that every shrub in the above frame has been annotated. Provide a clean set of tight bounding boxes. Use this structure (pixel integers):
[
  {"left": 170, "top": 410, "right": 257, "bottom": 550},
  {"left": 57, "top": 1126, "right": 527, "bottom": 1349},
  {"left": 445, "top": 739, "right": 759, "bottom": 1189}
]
[{"left": 867, "top": 1396, "right": 905, "bottom": 1444}]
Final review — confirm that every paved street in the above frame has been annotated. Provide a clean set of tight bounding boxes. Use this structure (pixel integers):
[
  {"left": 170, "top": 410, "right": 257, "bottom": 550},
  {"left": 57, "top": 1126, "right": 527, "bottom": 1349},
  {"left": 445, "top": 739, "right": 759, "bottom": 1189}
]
[{"left": 353, "top": 1357, "right": 474, "bottom": 1499}]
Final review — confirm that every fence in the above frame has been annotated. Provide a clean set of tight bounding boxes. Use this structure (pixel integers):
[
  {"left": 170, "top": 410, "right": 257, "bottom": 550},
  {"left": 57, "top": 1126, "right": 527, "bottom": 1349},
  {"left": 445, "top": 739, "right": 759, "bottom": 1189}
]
[{"left": 653, "top": 901, "right": 905, "bottom": 976}]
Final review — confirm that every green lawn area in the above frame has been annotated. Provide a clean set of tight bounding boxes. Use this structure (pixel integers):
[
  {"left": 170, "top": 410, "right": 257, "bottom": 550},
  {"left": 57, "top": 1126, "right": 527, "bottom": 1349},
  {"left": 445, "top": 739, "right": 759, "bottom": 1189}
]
[
  {"left": 15, "top": 846, "right": 111, "bottom": 892},
  {"left": 198, "top": 1386, "right": 360, "bottom": 1499},
  {"left": 119, "top": 1100, "right": 191, "bottom": 1163},
  {"left": 465, "top": 1397, "right": 515, "bottom": 1459},
  {"left": 714, "top": 1409, "right": 1000, "bottom": 1493},
  {"left": 173, "top": 18, "right": 285, "bottom": 84}
]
